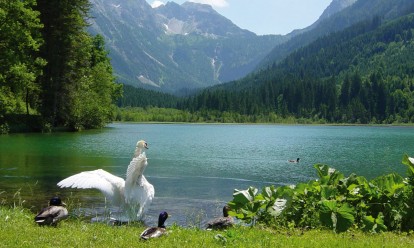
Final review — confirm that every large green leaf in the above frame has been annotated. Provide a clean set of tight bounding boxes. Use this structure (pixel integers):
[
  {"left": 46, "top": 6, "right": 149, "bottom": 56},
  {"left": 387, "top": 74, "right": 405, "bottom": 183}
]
[
  {"left": 319, "top": 200, "right": 355, "bottom": 233},
  {"left": 362, "top": 213, "right": 387, "bottom": 233},
  {"left": 232, "top": 188, "right": 254, "bottom": 204},
  {"left": 314, "top": 164, "right": 344, "bottom": 185},
  {"left": 262, "top": 186, "right": 275, "bottom": 201},
  {"left": 402, "top": 154, "right": 414, "bottom": 176},
  {"left": 320, "top": 185, "right": 337, "bottom": 200},
  {"left": 336, "top": 203, "right": 355, "bottom": 232},
  {"left": 370, "top": 173, "right": 405, "bottom": 197},
  {"left": 319, "top": 200, "right": 337, "bottom": 229}
]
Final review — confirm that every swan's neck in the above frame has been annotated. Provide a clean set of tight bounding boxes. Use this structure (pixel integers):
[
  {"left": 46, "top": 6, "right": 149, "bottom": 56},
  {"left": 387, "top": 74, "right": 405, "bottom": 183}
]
[{"left": 134, "top": 148, "right": 142, "bottom": 157}]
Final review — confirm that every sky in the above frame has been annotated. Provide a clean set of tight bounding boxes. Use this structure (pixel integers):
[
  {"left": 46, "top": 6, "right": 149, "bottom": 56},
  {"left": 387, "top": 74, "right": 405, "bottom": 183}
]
[{"left": 146, "top": 0, "right": 333, "bottom": 35}]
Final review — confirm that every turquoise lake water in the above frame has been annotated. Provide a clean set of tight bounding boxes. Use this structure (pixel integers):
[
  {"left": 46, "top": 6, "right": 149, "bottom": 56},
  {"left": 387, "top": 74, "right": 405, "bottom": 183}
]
[{"left": 1, "top": 123, "right": 413, "bottom": 226}]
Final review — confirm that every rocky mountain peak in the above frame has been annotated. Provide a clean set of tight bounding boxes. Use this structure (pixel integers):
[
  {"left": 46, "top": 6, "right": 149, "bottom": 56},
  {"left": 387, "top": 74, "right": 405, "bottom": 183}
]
[{"left": 155, "top": 1, "right": 254, "bottom": 37}]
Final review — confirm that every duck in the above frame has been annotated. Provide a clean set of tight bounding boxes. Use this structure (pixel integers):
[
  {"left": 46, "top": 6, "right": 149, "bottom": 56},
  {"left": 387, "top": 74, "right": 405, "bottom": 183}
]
[
  {"left": 288, "top": 158, "right": 300, "bottom": 163},
  {"left": 140, "top": 211, "right": 169, "bottom": 240},
  {"left": 34, "top": 196, "right": 68, "bottom": 226},
  {"left": 206, "top": 205, "right": 234, "bottom": 230},
  {"left": 57, "top": 140, "right": 154, "bottom": 222}
]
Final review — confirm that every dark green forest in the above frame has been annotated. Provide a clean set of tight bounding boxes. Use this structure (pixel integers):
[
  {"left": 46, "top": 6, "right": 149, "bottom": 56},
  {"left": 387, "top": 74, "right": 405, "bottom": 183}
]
[
  {"left": 0, "top": 0, "right": 120, "bottom": 133},
  {"left": 176, "top": 15, "right": 414, "bottom": 124}
]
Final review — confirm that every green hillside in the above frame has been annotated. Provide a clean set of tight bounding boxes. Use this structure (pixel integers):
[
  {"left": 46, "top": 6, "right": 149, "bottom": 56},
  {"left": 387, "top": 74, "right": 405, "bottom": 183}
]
[{"left": 180, "top": 14, "right": 414, "bottom": 124}]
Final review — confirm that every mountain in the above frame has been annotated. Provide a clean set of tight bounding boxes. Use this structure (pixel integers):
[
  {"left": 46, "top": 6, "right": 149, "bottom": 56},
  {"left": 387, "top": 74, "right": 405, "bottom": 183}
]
[
  {"left": 87, "top": 0, "right": 285, "bottom": 95},
  {"left": 318, "top": 0, "right": 358, "bottom": 20},
  {"left": 179, "top": 1, "right": 414, "bottom": 124},
  {"left": 287, "top": 0, "right": 357, "bottom": 37},
  {"left": 260, "top": 0, "right": 414, "bottom": 68},
  {"left": 155, "top": 2, "right": 253, "bottom": 37}
]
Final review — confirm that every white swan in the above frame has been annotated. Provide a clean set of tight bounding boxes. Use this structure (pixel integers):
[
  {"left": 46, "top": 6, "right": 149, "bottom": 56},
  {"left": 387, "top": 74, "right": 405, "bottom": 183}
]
[{"left": 57, "top": 140, "right": 154, "bottom": 222}]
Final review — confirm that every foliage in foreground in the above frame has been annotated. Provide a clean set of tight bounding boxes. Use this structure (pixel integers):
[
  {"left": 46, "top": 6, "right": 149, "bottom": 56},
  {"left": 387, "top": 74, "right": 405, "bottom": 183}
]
[
  {"left": 0, "top": 206, "right": 414, "bottom": 248},
  {"left": 229, "top": 155, "right": 414, "bottom": 233}
]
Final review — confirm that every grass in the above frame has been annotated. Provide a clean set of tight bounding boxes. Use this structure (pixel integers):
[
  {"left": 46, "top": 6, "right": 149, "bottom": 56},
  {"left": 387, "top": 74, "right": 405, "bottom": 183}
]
[{"left": 1, "top": 206, "right": 414, "bottom": 247}]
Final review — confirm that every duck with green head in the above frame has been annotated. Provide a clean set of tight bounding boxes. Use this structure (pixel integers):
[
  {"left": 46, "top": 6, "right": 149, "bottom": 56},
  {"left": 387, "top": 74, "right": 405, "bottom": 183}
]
[
  {"left": 206, "top": 205, "right": 234, "bottom": 230},
  {"left": 140, "top": 211, "right": 169, "bottom": 240}
]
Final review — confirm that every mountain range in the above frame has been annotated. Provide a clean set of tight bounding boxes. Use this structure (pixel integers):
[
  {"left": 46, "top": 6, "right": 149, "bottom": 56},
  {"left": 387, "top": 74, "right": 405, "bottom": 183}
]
[{"left": 88, "top": 0, "right": 355, "bottom": 95}]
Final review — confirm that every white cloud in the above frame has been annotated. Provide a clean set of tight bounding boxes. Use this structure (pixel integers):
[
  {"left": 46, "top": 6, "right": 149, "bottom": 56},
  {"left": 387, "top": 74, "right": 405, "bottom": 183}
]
[
  {"left": 189, "top": 0, "right": 229, "bottom": 8},
  {"left": 150, "top": 1, "right": 165, "bottom": 8}
]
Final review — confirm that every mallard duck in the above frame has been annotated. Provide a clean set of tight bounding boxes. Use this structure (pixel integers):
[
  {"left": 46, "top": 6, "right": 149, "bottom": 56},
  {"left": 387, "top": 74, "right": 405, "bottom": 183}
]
[
  {"left": 57, "top": 140, "right": 154, "bottom": 222},
  {"left": 288, "top": 158, "right": 300, "bottom": 163},
  {"left": 140, "top": 212, "right": 169, "bottom": 240},
  {"left": 206, "top": 205, "right": 234, "bottom": 230},
  {"left": 34, "top": 196, "right": 68, "bottom": 226}
]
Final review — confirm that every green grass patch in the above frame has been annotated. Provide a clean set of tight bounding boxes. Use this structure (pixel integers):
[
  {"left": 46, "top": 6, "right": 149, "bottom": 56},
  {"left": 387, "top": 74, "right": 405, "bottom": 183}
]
[{"left": 1, "top": 206, "right": 413, "bottom": 247}]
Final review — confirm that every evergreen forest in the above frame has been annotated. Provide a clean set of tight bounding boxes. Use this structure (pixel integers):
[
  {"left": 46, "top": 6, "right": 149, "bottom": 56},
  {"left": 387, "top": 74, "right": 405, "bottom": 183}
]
[
  {"left": 0, "top": 0, "right": 121, "bottom": 132},
  {"left": 177, "top": 15, "right": 414, "bottom": 124}
]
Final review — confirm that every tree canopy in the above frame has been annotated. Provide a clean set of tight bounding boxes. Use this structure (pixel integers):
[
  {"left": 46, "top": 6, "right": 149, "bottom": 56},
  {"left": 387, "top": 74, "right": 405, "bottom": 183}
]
[{"left": 0, "top": 0, "right": 121, "bottom": 132}]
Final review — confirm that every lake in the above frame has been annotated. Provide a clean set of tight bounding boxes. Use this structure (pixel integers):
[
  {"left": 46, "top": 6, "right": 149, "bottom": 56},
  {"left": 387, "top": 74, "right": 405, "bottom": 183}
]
[{"left": 0, "top": 123, "right": 413, "bottom": 226}]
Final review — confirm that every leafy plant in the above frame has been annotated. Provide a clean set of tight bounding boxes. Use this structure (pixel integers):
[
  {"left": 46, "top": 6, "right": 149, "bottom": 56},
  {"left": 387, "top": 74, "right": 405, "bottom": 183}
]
[
  {"left": 228, "top": 155, "right": 414, "bottom": 233},
  {"left": 319, "top": 200, "right": 355, "bottom": 233}
]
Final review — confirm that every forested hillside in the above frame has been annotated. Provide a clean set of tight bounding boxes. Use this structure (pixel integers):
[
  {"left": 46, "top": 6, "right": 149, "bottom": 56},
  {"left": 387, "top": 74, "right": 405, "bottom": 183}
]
[
  {"left": 179, "top": 14, "right": 414, "bottom": 124},
  {"left": 0, "top": 0, "right": 121, "bottom": 132},
  {"left": 260, "top": 0, "right": 414, "bottom": 68}
]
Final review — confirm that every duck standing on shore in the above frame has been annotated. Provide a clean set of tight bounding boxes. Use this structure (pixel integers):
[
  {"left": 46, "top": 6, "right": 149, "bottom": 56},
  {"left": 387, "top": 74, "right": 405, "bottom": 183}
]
[
  {"left": 34, "top": 196, "right": 68, "bottom": 227},
  {"left": 206, "top": 205, "right": 234, "bottom": 230},
  {"left": 140, "top": 211, "right": 169, "bottom": 240}
]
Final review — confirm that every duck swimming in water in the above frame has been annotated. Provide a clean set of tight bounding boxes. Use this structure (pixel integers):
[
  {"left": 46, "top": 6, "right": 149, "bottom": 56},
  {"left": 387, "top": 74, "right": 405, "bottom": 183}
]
[
  {"left": 140, "top": 211, "right": 169, "bottom": 240},
  {"left": 34, "top": 196, "right": 68, "bottom": 226},
  {"left": 206, "top": 205, "right": 234, "bottom": 230},
  {"left": 57, "top": 140, "right": 154, "bottom": 222},
  {"left": 288, "top": 158, "right": 300, "bottom": 163}
]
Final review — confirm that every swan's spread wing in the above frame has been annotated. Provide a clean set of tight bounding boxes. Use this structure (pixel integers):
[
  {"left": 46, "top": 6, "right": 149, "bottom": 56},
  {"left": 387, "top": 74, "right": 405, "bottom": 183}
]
[{"left": 57, "top": 169, "right": 125, "bottom": 204}]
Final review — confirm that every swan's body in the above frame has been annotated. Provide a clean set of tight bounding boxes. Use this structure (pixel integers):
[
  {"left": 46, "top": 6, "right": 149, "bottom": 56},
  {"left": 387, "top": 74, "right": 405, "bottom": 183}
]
[
  {"left": 34, "top": 197, "right": 68, "bottom": 226},
  {"left": 206, "top": 206, "right": 234, "bottom": 230},
  {"left": 140, "top": 212, "right": 169, "bottom": 240},
  {"left": 57, "top": 140, "right": 154, "bottom": 222}
]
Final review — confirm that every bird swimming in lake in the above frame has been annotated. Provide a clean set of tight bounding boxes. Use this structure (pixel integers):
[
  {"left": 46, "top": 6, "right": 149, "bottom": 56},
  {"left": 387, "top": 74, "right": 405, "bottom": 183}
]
[
  {"left": 57, "top": 140, "right": 154, "bottom": 222},
  {"left": 140, "top": 211, "right": 169, "bottom": 240},
  {"left": 288, "top": 158, "right": 300, "bottom": 163},
  {"left": 34, "top": 196, "right": 68, "bottom": 227},
  {"left": 206, "top": 205, "right": 234, "bottom": 230}
]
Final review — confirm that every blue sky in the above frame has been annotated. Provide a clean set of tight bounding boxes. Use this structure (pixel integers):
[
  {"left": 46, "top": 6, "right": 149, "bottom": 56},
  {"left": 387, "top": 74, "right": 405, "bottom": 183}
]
[{"left": 146, "top": 0, "right": 332, "bottom": 35}]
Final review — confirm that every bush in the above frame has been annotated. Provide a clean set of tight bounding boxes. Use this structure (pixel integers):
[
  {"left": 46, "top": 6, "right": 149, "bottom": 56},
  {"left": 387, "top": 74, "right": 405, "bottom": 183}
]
[{"left": 228, "top": 155, "right": 414, "bottom": 233}]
